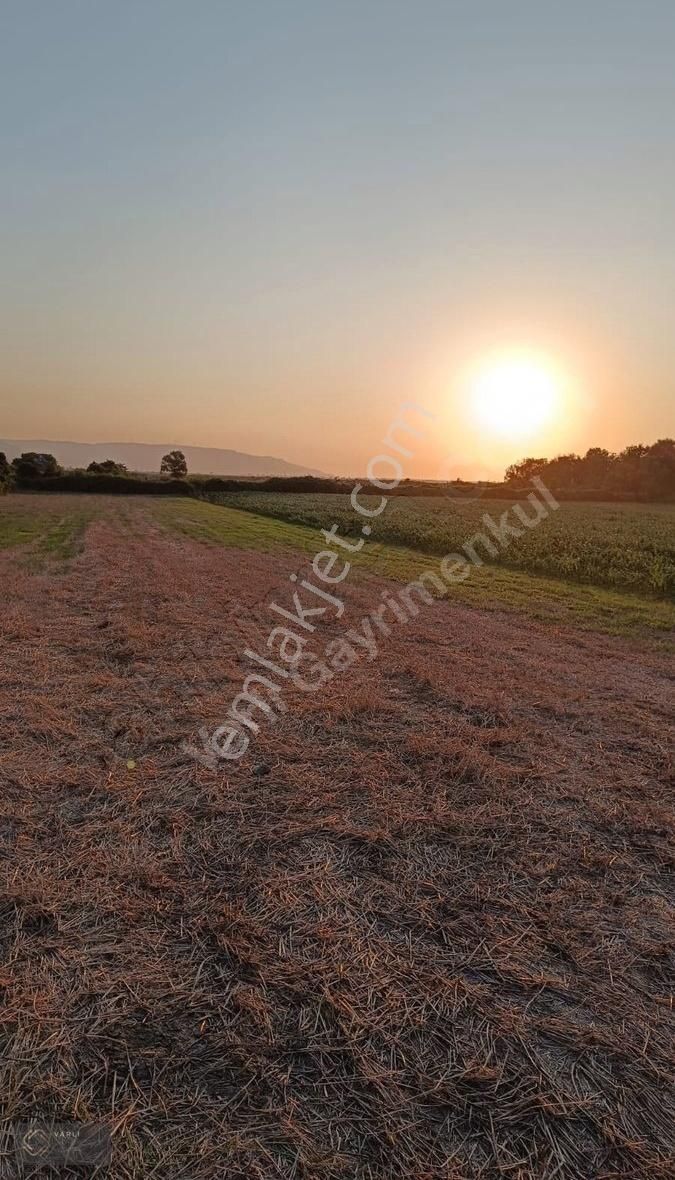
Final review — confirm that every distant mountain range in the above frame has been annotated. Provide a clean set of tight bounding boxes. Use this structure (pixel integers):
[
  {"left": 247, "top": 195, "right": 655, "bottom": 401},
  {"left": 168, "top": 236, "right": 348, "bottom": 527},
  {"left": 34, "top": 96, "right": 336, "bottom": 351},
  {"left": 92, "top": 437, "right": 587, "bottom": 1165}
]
[{"left": 0, "top": 439, "right": 328, "bottom": 478}]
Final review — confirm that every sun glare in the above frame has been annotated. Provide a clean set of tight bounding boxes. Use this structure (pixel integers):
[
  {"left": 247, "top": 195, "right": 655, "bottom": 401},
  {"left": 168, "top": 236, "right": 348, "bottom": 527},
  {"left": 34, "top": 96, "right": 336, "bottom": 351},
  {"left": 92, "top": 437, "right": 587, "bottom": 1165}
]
[{"left": 470, "top": 354, "right": 561, "bottom": 438}]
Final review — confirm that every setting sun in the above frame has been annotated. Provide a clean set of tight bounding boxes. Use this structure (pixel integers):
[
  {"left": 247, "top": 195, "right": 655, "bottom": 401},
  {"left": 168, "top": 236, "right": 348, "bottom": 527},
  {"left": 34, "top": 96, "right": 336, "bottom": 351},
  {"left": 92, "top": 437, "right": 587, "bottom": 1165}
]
[{"left": 470, "top": 354, "right": 561, "bottom": 439}]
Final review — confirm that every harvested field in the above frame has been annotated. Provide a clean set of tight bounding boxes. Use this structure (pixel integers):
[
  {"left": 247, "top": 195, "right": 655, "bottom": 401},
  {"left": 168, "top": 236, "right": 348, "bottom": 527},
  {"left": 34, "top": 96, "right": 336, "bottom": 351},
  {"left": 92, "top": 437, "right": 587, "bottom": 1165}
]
[{"left": 1, "top": 495, "right": 674, "bottom": 1179}]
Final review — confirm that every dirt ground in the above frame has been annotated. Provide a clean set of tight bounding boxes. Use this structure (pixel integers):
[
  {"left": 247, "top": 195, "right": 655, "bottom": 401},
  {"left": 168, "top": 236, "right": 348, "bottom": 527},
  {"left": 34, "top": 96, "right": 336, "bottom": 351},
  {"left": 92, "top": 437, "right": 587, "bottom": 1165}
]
[{"left": 1, "top": 502, "right": 674, "bottom": 1178}]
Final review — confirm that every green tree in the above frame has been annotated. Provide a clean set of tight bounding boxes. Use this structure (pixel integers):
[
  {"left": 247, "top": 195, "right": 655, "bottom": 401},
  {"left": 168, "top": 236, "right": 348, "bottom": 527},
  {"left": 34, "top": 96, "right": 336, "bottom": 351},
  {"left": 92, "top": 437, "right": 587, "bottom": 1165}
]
[
  {"left": 11, "top": 452, "right": 61, "bottom": 480},
  {"left": 160, "top": 450, "right": 188, "bottom": 478},
  {"left": 546, "top": 453, "right": 582, "bottom": 490},
  {"left": 0, "top": 452, "right": 11, "bottom": 494},
  {"left": 504, "top": 457, "right": 548, "bottom": 484},
  {"left": 642, "top": 439, "right": 675, "bottom": 500},
  {"left": 611, "top": 444, "right": 648, "bottom": 495},
  {"left": 581, "top": 447, "right": 615, "bottom": 491}
]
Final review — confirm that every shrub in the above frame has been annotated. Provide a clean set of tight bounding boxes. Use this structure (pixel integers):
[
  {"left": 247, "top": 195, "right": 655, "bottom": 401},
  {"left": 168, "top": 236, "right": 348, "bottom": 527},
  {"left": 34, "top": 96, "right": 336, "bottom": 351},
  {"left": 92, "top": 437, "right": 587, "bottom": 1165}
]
[
  {"left": 87, "top": 459, "right": 128, "bottom": 475},
  {"left": 16, "top": 472, "right": 196, "bottom": 496}
]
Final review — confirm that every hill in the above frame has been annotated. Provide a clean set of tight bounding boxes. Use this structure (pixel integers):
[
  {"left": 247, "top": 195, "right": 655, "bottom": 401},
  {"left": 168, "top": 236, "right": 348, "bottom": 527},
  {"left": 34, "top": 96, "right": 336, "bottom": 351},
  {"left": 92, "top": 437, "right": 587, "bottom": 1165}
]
[{"left": 0, "top": 439, "right": 328, "bottom": 478}]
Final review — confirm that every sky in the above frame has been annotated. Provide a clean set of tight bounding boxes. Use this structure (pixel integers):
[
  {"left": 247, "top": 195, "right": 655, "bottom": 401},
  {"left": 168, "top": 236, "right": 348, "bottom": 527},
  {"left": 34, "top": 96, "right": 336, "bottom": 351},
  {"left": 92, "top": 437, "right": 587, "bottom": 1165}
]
[{"left": 1, "top": 0, "right": 674, "bottom": 478}]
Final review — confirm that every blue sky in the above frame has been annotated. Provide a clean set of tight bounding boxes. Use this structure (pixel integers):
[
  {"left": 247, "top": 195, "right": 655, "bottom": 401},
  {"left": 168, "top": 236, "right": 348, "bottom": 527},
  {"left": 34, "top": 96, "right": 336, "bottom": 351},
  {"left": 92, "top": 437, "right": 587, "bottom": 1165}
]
[{"left": 1, "top": 1, "right": 674, "bottom": 475}]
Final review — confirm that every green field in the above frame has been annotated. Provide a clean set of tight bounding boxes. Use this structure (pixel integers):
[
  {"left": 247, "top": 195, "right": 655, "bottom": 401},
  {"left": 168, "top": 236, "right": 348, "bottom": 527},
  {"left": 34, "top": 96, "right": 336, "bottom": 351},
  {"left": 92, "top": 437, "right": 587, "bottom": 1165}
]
[
  {"left": 0, "top": 495, "right": 95, "bottom": 561},
  {"left": 210, "top": 492, "right": 675, "bottom": 596}
]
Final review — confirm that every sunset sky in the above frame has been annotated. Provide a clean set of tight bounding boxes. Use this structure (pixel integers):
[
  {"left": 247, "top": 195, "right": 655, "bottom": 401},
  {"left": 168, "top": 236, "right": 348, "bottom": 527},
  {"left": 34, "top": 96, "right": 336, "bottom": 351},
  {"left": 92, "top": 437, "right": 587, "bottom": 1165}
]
[{"left": 2, "top": 1, "right": 674, "bottom": 478}]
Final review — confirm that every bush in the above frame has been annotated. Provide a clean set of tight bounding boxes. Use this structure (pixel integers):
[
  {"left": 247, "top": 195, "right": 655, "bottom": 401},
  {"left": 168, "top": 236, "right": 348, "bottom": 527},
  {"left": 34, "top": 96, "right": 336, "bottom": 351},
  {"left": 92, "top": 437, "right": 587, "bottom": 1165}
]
[
  {"left": 16, "top": 473, "right": 196, "bottom": 496},
  {"left": 87, "top": 460, "right": 128, "bottom": 475}
]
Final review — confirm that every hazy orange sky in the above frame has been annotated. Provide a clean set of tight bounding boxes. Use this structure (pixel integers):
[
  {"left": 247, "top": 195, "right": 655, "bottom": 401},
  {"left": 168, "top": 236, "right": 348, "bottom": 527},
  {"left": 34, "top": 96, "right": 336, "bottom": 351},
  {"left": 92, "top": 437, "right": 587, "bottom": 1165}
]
[{"left": 2, "top": 2, "right": 673, "bottom": 478}]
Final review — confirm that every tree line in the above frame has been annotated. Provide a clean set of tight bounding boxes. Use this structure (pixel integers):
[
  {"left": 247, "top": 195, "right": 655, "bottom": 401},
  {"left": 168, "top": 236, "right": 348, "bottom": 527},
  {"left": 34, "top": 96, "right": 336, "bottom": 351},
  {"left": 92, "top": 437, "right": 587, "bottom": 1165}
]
[
  {"left": 505, "top": 440, "right": 675, "bottom": 501},
  {"left": 2, "top": 440, "right": 674, "bottom": 500},
  {"left": 0, "top": 449, "right": 188, "bottom": 492}
]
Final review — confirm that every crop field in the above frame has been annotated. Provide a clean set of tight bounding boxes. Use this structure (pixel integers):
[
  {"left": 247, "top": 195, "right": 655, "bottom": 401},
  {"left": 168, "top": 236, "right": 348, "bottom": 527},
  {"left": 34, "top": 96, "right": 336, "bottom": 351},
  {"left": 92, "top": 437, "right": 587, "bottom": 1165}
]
[
  {"left": 1, "top": 493, "right": 674, "bottom": 1179},
  {"left": 214, "top": 492, "right": 675, "bottom": 596}
]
